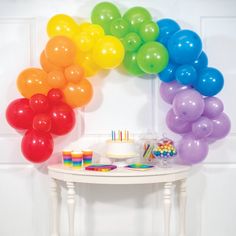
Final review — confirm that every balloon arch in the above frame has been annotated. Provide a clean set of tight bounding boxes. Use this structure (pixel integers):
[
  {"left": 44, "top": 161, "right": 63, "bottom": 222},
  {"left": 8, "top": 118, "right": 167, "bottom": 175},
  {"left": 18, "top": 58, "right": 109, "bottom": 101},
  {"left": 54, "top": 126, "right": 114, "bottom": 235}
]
[{"left": 5, "top": 2, "right": 231, "bottom": 165}]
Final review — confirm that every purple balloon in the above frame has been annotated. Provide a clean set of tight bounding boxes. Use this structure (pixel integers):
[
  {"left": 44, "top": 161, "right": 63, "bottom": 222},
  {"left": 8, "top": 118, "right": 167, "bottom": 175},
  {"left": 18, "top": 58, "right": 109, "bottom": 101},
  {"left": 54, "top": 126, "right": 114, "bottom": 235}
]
[
  {"left": 209, "top": 112, "right": 231, "bottom": 139},
  {"left": 160, "top": 81, "right": 190, "bottom": 104},
  {"left": 173, "top": 89, "right": 205, "bottom": 121},
  {"left": 203, "top": 97, "right": 224, "bottom": 118},
  {"left": 166, "top": 109, "right": 192, "bottom": 134},
  {"left": 192, "top": 116, "right": 214, "bottom": 138},
  {"left": 178, "top": 134, "right": 209, "bottom": 165}
]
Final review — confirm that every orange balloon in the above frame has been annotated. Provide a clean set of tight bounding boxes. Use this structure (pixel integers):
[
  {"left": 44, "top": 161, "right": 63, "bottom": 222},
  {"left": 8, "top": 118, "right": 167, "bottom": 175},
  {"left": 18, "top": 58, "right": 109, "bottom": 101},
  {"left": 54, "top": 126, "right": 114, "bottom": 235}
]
[
  {"left": 45, "top": 36, "right": 76, "bottom": 67},
  {"left": 63, "top": 79, "right": 93, "bottom": 108},
  {"left": 74, "top": 52, "right": 100, "bottom": 77},
  {"left": 64, "top": 64, "right": 85, "bottom": 83},
  {"left": 47, "top": 70, "right": 67, "bottom": 89},
  {"left": 17, "top": 68, "right": 51, "bottom": 98},
  {"left": 40, "top": 51, "right": 63, "bottom": 72}
]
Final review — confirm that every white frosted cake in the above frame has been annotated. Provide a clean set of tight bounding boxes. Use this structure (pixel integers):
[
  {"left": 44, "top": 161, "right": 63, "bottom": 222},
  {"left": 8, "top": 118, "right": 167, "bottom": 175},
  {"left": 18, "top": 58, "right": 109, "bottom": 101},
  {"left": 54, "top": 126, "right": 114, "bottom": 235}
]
[{"left": 105, "top": 139, "right": 137, "bottom": 159}]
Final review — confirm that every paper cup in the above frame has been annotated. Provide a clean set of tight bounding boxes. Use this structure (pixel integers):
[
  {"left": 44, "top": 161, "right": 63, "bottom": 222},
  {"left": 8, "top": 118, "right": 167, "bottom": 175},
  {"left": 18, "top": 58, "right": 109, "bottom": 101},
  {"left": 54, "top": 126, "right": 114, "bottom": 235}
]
[
  {"left": 71, "top": 151, "right": 83, "bottom": 169},
  {"left": 62, "top": 150, "right": 72, "bottom": 167},
  {"left": 82, "top": 149, "right": 93, "bottom": 167}
]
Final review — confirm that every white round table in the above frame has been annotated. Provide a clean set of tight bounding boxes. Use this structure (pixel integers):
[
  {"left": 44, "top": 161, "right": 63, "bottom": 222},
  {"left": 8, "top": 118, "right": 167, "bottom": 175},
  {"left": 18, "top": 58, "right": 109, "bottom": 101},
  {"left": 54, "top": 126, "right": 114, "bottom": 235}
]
[{"left": 48, "top": 164, "right": 190, "bottom": 236}]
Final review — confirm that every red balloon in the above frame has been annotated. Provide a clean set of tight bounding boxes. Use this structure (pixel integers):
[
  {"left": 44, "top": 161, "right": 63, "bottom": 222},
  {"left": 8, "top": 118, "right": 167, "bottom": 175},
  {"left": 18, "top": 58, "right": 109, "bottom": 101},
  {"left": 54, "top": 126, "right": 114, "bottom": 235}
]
[
  {"left": 6, "top": 98, "right": 34, "bottom": 130},
  {"left": 21, "top": 129, "right": 54, "bottom": 163},
  {"left": 29, "top": 94, "right": 50, "bottom": 113},
  {"left": 49, "top": 102, "right": 75, "bottom": 135},
  {"left": 47, "top": 89, "right": 64, "bottom": 104},
  {"left": 33, "top": 114, "right": 52, "bottom": 132}
]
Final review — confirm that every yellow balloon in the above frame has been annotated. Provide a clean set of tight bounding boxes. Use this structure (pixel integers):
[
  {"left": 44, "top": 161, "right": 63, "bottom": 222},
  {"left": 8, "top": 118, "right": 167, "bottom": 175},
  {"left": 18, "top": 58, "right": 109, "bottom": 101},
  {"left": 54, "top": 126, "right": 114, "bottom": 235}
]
[
  {"left": 78, "top": 22, "right": 92, "bottom": 32},
  {"left": 74, "top": 52, "right": 100, "bottom": 77},
  {"left": 47, "top": 14, "right": 78, "bottom": 39},
  {"left": 85, "top": 24, "right": 105, "bottom": 41},
  {"left": 73, "top": 32, "right": 94, "bottom": 52},
  {"left": 92, "top": 35, "right": 125, "bottom": 69}
]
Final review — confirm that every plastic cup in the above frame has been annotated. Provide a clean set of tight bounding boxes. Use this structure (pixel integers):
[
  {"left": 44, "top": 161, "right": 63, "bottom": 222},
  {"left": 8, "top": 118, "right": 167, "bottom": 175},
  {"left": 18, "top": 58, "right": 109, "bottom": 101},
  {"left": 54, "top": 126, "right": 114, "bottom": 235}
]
[
  {"left": 62, "top": 150, "right": 72, "bottom": 167},
  {"left": 71, "top": 151, "right": 83, "bottom": 169},
  {"left": 82, "top": 149, "right": 93, "bottom": 167}
]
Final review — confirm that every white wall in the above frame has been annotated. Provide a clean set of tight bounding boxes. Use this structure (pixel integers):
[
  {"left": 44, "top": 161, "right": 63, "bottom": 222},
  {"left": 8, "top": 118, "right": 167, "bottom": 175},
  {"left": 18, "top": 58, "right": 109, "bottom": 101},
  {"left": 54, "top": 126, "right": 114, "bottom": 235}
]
[{"left": 0, "top": 0, "right": 236, "bottom": 235}]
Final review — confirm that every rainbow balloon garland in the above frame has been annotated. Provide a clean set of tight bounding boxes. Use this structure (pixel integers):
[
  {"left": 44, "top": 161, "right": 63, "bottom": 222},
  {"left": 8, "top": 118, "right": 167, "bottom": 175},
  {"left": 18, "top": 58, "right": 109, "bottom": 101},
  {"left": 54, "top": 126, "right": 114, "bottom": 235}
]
[{"left": 5, "top": 2, "right": 231, "bottom": 165}]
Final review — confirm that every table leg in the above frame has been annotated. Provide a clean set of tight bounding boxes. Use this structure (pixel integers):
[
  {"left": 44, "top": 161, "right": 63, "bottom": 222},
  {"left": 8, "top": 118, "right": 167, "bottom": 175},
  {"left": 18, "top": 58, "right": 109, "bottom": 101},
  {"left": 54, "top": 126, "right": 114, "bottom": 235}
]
[
  {"left": 163, "top": 182, "right": 173, "bottom": 236},
  {"left": 67, "top": 182, "right": 76, "bottom": 236},
  {"left": 179, "top": 179, "right": 187, "bottom": 236},
  {"left": 50, "top": 178, "right": 59, "bottom": 236}
]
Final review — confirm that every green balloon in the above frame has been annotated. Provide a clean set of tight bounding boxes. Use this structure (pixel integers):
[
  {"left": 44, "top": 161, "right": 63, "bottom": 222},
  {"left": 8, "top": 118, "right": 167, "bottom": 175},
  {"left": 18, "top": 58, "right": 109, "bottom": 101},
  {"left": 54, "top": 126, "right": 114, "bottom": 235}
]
[
  {"left": 110, "top": 18, "right": 130, "bottom": 38},
  {"left": 123, "top": 51, "right": 145, "bottom": 76},
  {"left": 122, "top": 32, "right": 142, "bottom": 52},
  {"left": 91, "top": 2, "right": 121, "bottom": 34},
  {"left": 139, "top": 21, "right": 159, "bottom": 42},
  {"left": 123, "top": 7, "right": 152, "bottom": 32},
  {"left": 137, "top": 42, "right": 169, "bottom": 74}
]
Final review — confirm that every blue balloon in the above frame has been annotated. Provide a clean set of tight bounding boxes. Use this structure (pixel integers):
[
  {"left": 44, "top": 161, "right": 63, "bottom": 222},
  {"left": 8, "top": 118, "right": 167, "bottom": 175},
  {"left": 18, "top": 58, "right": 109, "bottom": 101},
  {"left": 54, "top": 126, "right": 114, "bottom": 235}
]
[
  {"left": 159, "top": 61, "right": 177, "bottom": 82},
  {"left": 175, "top": 65, "right": 197, "bottom": 85},
  {"left": 167, "top": 30, "right": 202, "bottom": 64},
  {"left": 157, "top": 18, "right": 180, "bottom": 47},
  {"left": 194, "top": 67, "right": 224, "bottom": 96},
  {"left": 192, "top": 51, "right": 208, "bottom": 71}
]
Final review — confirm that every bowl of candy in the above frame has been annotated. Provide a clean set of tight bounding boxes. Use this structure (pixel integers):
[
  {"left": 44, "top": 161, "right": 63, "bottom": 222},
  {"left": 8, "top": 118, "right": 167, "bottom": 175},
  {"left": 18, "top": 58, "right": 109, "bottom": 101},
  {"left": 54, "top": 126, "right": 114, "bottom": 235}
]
[{"left": 152, "top": 138, "right": 177, "bottom": 167}]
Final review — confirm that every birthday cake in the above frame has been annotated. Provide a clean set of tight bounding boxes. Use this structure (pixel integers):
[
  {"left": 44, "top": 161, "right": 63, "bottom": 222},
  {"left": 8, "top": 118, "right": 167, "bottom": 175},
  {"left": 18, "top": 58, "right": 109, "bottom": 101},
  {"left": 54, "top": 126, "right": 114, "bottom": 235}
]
[{"left": 105, "top": 131, "right": 138, "bottom": 159}]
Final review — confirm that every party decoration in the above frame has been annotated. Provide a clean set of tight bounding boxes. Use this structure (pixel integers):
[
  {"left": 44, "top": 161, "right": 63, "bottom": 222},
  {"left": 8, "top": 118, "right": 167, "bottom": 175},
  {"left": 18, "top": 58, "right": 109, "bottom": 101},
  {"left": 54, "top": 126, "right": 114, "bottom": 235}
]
[
  {"left": 47, "top": 88, "right": 64, "bottom": 104},
  {"left": 123, "top": 6, "right": 152, "bottom": 32},
  {"left": 166, "top": 109, "right": 191, "bottom": 134},
  {"left": 64, "top": 64, "right": 85, "bottom": 83},
  {"left": 63, "top": 79, "right": 93, "bottom": 108},
  {"left": 5, "top": 2, "right": 230, "bottom": 166},
  {"left": 123, "top": 51, "right": 145, "bottom": 76},
  {"left": 29, "top": 94, "right": 49, "bottom": 113},
  {"left": 33, "top": 114, "right": 52, "bottom": 133},
  {"left": 6, "top": 98, "right": 34, "bottom": 130},
  {"left": 209, "top": 113, "right": 231, "bottom": 139},
  {"left": 85, "top": 24, "right": 105, "bottom": 40},
  {"left": 73, "top": 31, "right": 94, "bottom": 52},
  {"left": 45, "top": 36, "right": 76, "bottom": 67},
  {"left": 194, "top": 67, "right": 224, "bottom": 96},
  {"left": 191, "top": 51, "right": 208, "bottom": 72},
  {"left": 175, "top": 65, "right": 197, "bottom": 85},
  {"left": 137, "top": 42, "right": 169, "bottom": 74},
  {"left": 138, "top": 21, "right": 159, "bottom": 42},
  {"left": 160, "top": 81, "right": 190, "bottom": 104},
  {"left": 40, "top": 51, "right": 63, "bottom": 72},
  {"left": 192, "top": 116, "right": 214, "bottom": 139},
  {"left": 159, "top": 61, "right": 176, "bottom": 82},
  {"left": 21, "top": 129, "right": 54, "bottom": 163},
  {"left": 178, "top": 134, "right": 209, "bottom": 165},
  {"left": 91, "top": 2, "right": 121, "bottom": 34},
  {"left": 110, "top": 18, "right": 130, "bottom": 38},
  {"left": 47, "top": 14, "right": 78, "bottom": 39},
  {"left": 167, "top": 30, "right": 202, "bottom": 64},
  {"left": 92, "top": 35, "right": 124, "bottom": 69},
  {"left": 74, "top": 51, "right": 100, "bottom": 77},
  {"left": 49, "top": 102, "right": 76, "bottom": 135},
  {"left": 157, "top": 18, "right": 180, "bottom": 46},
  {"left": 122, "top": 32, "right": 142, "bottom": 52},
  {"left": 203, "top": 97, "right": 224, "bottom": 118},
  {"left": 17, "top": 68, "right": 50, "bottom": 98},
  {"left": 173, "top": 89, "right": 205, "bottom": 121},
  {"left": 47, "top": 70, "right": 67, "bottom": 89}
]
